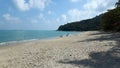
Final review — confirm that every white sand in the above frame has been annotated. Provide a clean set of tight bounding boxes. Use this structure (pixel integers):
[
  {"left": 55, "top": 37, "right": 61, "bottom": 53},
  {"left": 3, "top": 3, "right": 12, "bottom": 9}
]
[{"left": 0, "top": 31, "right": 119, "bottom": 68}]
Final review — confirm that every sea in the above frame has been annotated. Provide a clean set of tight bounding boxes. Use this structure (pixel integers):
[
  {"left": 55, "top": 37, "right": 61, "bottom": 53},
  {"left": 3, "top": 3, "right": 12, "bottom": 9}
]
[{"left": 0, "top": 30, "right": 79, "bottom": 45}]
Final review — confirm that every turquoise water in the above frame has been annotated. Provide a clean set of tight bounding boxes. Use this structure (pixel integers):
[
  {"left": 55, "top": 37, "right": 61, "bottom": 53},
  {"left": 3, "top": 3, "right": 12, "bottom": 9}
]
[{"left": 0, "top": 30, "right": 78, "bottom": 43}]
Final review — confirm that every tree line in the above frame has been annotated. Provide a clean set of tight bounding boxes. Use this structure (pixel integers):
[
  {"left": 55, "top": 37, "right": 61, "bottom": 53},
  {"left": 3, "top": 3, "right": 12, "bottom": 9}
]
[{"left": 57, "top": 7, "right": 120, "bottom": 32}]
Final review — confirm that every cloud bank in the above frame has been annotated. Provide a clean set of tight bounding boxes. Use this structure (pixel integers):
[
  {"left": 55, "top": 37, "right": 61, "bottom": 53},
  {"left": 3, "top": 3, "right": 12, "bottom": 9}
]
[
  {"left": 3, "top": 13, "right": 20, "bottom": 23},
  {"left": 70, "top": 0, "right": 80, "bottom": 3},
  {"left": 66, "top": 0, "right": 117, "bottom": 22},
  {"left": 13, "top": 0, "right": 52, "bottom": 11}
]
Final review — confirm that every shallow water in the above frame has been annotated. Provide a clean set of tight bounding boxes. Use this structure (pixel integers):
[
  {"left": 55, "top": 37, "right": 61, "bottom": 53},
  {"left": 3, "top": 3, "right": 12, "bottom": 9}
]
[{"left": 0, "top": 30, "right": 78, "bottom": 43}]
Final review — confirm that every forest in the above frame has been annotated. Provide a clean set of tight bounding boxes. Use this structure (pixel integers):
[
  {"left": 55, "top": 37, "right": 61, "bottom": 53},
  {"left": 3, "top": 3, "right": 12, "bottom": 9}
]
[{"left": 58, "top": 7, "right": 120, "bottom": 32}]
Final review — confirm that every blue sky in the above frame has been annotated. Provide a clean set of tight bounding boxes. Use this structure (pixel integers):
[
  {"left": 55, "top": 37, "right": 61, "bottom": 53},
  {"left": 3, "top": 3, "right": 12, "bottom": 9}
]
[{"left": 0, "top": 0, "right": 117, "bottom": 30}]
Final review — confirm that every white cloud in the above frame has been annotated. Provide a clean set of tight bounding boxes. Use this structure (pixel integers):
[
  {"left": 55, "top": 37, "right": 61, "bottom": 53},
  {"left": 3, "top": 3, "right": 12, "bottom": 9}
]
[
  {"left": 55, "top": 14, "right": 67, "bottom": 25},
  {"left": 13, "top": 0, "right": 30, "bottom": 11},
  {"left": 37, "top": 13, "right": 51, "bottom": 23},
  {"left": 84, "top": 0, "right": 117, "bottom": 11},
  {"left": 61, "top": 14, "right": 67, "bottom": 21},
  {"left": 68, "top": 9, "right": 81, "bottom": 21},
  {"left": 70, "top": 0, "right": 80, "bottom": 3},
  {"left": 3, "top": 13, "right": 20, "bottom": 23},
  {"left": 13, "top": 0, "right": 52, "bottom": 11},
  {"left": 48, "top": 10, "right": 52, "bottom": 15},
  {"left": 38, "top": 13, "right": 46, "bottom": 21},
  {"left": 58, "top": 14, "right": 67, "bottom": 22},
  {"left": 67, "top": 0, "right": 117, "bottom": 22},
  {"left": 29, "top": 0, "right": 52, "bottom": 10},
  {"left": 67, "top": 9, "right": 97, "bottom": 22}
]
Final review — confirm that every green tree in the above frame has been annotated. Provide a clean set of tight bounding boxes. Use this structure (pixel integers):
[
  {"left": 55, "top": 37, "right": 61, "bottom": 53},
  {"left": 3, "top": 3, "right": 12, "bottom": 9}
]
[{"left": 101, "top": 7, "right": 120, "bottom": 31}]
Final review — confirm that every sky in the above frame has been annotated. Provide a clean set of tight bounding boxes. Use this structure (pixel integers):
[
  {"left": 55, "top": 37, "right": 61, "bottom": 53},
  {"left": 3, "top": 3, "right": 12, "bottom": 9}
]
[{"left": 0, "top": 0, "right": 117, "bottom": 30}]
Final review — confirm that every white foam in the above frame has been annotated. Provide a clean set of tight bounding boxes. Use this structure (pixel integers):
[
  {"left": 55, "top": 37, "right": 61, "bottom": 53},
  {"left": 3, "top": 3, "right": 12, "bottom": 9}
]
[{"left": 0, "top": 39, "right": 39, "bottom": 46}]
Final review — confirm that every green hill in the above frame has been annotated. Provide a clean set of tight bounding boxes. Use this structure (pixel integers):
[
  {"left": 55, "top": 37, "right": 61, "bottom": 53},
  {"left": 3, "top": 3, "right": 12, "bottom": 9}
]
[
  {"left": 58, "top": 7, "right": 120, "bottom": 32},
  {"left": 57, "top": 15, "right": 102, "bottom": 31}
]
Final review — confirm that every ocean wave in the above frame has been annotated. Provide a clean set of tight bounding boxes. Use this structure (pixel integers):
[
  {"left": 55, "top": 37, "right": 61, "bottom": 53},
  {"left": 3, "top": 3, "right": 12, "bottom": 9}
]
[{"left": 0, "top": 39, "right": 39, "bottom": 46}]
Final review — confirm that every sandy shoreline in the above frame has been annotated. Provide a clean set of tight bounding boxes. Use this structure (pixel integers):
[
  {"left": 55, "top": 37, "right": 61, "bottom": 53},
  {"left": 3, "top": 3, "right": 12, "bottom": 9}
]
[{"left": 0, "top": 31, "right": 120, "bottom": 68}]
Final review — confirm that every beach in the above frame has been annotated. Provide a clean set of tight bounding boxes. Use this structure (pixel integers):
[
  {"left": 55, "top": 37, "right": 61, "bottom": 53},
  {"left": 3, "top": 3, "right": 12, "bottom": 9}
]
[{"left": 0, "top": 31, "right": 120, "bottom": 68}]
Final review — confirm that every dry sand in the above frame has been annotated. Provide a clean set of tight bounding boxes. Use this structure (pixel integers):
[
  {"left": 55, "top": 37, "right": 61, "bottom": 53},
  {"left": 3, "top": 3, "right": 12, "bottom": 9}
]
[{"left": 0, "top": 31, "right": 120, "bottom": 68}]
